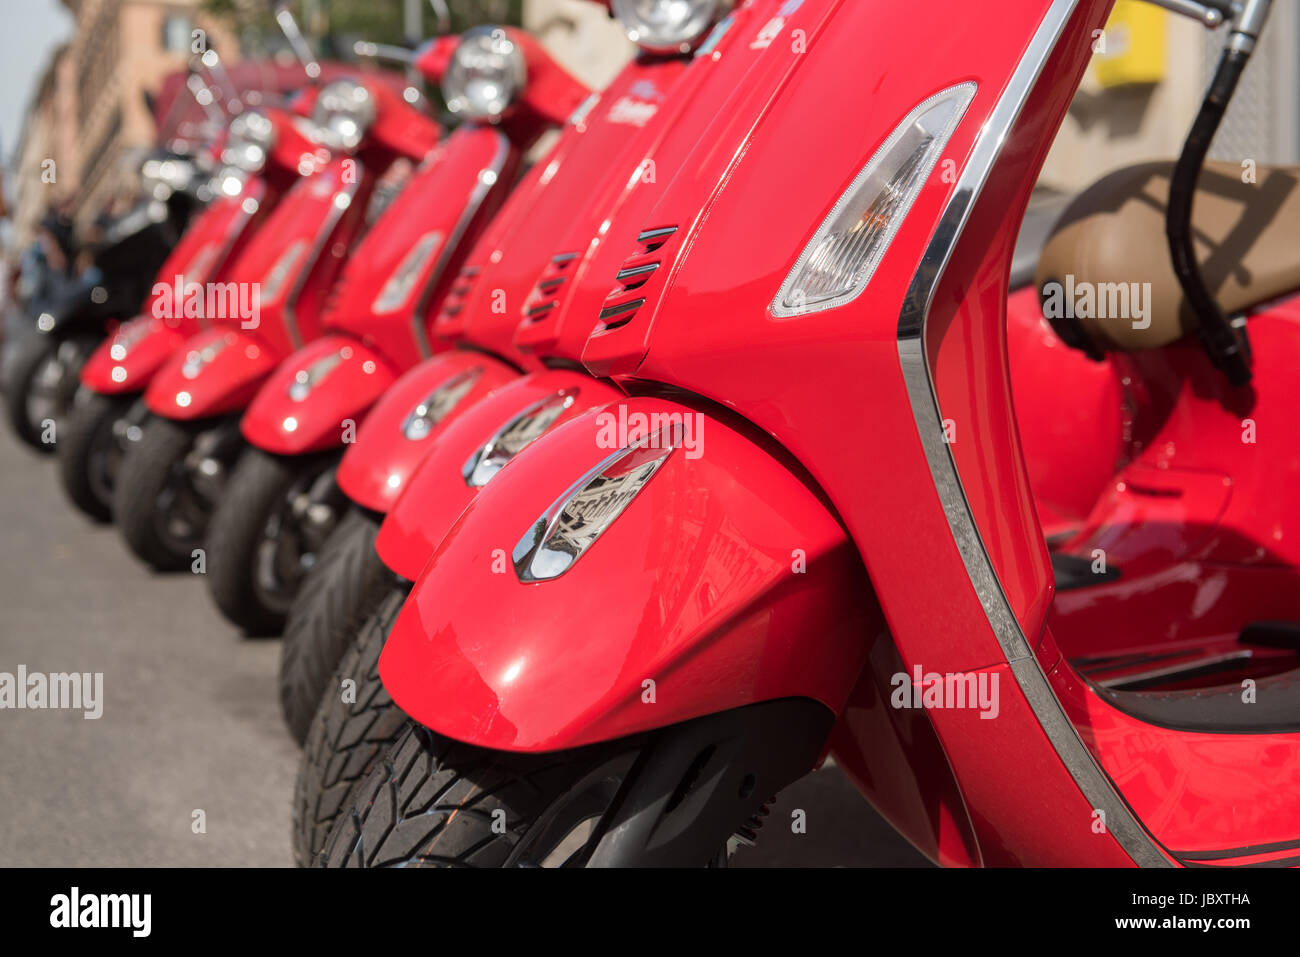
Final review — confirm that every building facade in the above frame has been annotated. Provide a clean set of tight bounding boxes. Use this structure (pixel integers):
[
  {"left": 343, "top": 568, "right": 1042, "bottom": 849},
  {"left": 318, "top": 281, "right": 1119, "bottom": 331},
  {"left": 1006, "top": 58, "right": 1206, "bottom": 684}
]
[{"left": 10, "top": 0, "right": 236, "bottom": 249}]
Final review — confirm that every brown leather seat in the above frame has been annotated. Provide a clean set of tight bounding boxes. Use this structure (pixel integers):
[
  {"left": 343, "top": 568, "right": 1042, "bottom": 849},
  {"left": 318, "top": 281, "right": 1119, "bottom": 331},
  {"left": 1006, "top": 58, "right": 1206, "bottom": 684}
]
[{"left": 1035, "top": 161, "right": 1300, "bottom": 355}]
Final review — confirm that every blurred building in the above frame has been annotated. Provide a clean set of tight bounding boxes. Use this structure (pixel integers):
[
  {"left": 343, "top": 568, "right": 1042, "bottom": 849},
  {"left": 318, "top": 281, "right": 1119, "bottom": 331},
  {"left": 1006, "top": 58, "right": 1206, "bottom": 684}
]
[{"left": 10, "top": 0, "right": 236, "bottom": 249}]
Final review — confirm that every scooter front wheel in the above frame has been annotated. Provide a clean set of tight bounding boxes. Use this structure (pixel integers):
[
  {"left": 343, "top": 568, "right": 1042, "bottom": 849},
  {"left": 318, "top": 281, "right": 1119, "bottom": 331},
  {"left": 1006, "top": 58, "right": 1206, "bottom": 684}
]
[
  {"left": 115, "top": 414, "right": 231, "bottom": 571},
  {"left": 279, "top": 508, "right": 394, "bottom": 746},
  {"left": 293, "top": 586, "right": 409, "bottom": 865},
  {"left": 4, "top": 333, "right": 95, "bottom": 453},
  {"left": 206, "top": 448, "right": 344, "bottom": 635},
  {"left": 321, "top": 698, "right": 831, "bottom": 868},
  {"left": 58, "top": 391, "right": 138, "bottom": 521}
]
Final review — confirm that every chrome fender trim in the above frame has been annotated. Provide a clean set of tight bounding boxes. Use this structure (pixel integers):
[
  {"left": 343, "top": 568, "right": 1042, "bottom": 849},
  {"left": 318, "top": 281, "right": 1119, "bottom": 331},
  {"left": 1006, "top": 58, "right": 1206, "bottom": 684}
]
[{"left": 895, "top": 0, "right": 1169, "bottom": 867}]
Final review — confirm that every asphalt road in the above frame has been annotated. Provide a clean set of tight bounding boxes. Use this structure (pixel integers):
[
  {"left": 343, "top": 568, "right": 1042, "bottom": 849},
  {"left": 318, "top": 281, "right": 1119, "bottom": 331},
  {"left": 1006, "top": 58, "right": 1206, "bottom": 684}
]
[{"left": 0, "top": 407, "right": 929, "bottom": 868}]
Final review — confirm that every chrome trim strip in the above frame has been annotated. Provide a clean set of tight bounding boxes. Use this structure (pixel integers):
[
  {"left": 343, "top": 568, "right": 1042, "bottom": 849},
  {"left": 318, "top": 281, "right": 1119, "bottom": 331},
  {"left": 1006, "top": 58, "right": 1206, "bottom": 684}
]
[
  {"left": 283, "top": 160, "right": 366, "bottom": 349},
  {"left": 410, "top": 129, "right": 513, "bottom": 359},
  {"left": 894, "top": 0, "right": 1168, "bottom": 867}
]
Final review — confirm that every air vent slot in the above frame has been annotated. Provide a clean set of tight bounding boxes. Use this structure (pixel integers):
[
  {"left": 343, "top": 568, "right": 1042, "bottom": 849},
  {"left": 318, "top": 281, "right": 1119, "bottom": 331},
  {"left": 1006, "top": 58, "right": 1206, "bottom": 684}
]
[
  {"left": 521, "top": 251, "right": 581, "bottom": 326},
  {"left": 596, "top": 226, "right": 677, "bottom": 331},
  {"left": 436, "top": 263, "right": 483, "bottom": 326}
]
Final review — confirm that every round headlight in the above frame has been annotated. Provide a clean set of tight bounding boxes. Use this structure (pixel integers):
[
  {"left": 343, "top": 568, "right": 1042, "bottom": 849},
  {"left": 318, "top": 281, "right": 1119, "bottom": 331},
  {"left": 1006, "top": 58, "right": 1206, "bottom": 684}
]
[
  {"left": 611, "top": 0, "right": 731, "bottom": 54},
  {"left": 441, "top": 26, "right": 527, "bottom": 120},
  {"left": 223, "top": 110, "right": 276, "bottom": 173},
  {"left": 141, "top": 157, "right": 197, "bottom": 199},
  {"left": 311, "top": 80, "right": 375, "bottom": 151}
]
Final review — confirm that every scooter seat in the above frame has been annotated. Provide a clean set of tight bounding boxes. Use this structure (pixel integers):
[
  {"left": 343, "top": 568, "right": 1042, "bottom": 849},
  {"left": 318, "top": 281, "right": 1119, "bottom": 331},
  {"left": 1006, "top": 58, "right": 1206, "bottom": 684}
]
[
  {"left": 1097, "top": 665, "right": 1300, "bottom": 734},
  {"left": 1035, "top": 161, "right": 1300, "bottom": 355}
]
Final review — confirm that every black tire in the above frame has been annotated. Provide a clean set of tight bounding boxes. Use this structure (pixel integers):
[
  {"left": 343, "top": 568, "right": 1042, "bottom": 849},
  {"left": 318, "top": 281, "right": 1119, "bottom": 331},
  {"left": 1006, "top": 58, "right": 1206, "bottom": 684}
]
[
  {"left": 293, "top": 587, "right": 410, "bottom": 866},
  {"left": 115, "top": 414, "right": 205, "bottom": 571},
  {"left": 279, "top": 509, "right": 394, "bottom": 746},
  {"left": 3, "top": 334, "right": 89, "bottom": 452},
  {"left": 205, "top": 447, "right": 303, "bottom": 635},
  {"left": 319, "top": 720, "right": 643, "bottom": 868},
  {"left": 320, "top": 697, "right": 834, "bottom": 868},
  {"left": 58, "top": 392, "right": 134, "bottom": 521}
]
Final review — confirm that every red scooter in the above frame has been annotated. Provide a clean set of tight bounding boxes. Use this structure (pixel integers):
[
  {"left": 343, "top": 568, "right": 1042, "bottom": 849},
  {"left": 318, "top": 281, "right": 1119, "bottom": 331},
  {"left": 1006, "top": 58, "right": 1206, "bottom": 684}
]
[
  {"left": 283, "top": 0, "right": 748, "bottom": 859},
  {"left": 112, "top": 5, "right": 441, "bottom": 574},
  {"left": 58, "top": 75, "right": 324, "bottom": 521},
  {"left": 203, "top": 25, "right": 589, "bottom": 636},
  {"left": 317, "top": 0, "right": 1300, "bottom": 867}
]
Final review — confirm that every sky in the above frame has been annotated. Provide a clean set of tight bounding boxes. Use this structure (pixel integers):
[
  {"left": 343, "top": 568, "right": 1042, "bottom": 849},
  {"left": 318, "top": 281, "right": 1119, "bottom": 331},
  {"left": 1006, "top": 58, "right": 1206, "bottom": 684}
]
[{"left": 0, "top": 0, "right": 74, "bottom": 166}]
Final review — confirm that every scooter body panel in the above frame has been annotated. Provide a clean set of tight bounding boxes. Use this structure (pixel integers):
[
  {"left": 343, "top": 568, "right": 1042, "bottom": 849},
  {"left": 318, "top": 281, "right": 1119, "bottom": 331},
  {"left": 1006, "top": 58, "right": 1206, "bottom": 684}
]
[
  {"left": 239, "top": 125, "right": 521, "bottom": 458},
  {"left": 239, "top": 334, "right": 399, "bottom": 455},
  {"left": 322, "top": 124, "right": 519, "bottom": 367},
  {"left": 80, "top": 180, "right": 270, "bottom": 395},
  {"left": 347, "top": 0, "right": 799, "bottom": 563},
  {"left": 379, "top": 397, "right": 874, "bottom": 752},
  {"left": 333, "top": 54, "right": 697, "bottom": 517},
  {"left": 80, "top": 317, "right": 193, "bottom": 395},
  {"left": 144, "top": 155, "right": 374, "bottom": 419},
  {"left": 375, "top": 369, "right": 623, "bottom": 579},
  {"left": 333, "top": 350, "right": 520, "bottom": 512},
  {"left": 144, "top": 327, "right": 284, "bottom": 421}
]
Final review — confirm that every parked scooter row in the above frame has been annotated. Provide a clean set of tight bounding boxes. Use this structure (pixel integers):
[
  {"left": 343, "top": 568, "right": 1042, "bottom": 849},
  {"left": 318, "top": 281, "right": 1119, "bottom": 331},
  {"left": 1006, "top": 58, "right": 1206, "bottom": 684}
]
[
  {"left": 15, "top": 0, "right": 1299, "bottom": 867},
  {"left": 299, "top": 0, "right": 1300, "bottom": 868}
]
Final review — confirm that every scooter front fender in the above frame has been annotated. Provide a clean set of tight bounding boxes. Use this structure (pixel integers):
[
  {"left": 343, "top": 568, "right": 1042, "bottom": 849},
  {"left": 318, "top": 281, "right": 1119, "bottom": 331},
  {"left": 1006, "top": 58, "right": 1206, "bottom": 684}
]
[
  {"left": 334, "top": 351, "right": 519, "bottom": 513},
  {"left": 80, "top": 315, "right": 191, "bottom": 395},
  {"left": 240, "top": 335, "right": 399, "bottom": 455},
  {"left": 375, "top": 369, "right": 624, "bottom": 579},
  {"left": 379, "top": 397, "right": 873, "bottom": 752},
  {"left": 144, "top": 328, "right": 282, "bottom": 420}
]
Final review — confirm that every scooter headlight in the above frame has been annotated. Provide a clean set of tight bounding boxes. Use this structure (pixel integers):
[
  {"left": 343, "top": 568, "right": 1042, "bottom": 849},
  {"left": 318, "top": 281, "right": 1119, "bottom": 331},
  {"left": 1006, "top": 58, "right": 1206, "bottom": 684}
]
[
  {"left": 141, "top": 157, "right": 196, "bottom": 199},
  {"left": 611, "top": 0, "right": 732, "bottom": 54},
  {"left": 772, "top": 83, "right": 976, "bottom": 318},
  {"left": 441, "top": 26, "right": 526, "bottom": 120},
  {"left": 311, "top": 80, "right": 375, "bottom": 151},
  {"left": 223, "top": 110, "right": 276, "bottom": 173}
]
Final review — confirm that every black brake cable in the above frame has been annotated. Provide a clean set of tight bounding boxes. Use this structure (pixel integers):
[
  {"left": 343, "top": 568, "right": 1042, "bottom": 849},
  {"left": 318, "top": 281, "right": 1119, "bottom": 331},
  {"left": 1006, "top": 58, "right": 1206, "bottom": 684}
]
[{"left": 1164, "top": 0, "right": 1273, "bottom": 387}]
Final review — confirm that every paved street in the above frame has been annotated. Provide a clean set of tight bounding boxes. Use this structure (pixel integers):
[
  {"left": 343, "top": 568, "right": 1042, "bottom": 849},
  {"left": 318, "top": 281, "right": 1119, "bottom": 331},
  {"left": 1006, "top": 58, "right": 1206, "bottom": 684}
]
[{"left": 0, "top": 410, "right": 928, "bottom": 867}]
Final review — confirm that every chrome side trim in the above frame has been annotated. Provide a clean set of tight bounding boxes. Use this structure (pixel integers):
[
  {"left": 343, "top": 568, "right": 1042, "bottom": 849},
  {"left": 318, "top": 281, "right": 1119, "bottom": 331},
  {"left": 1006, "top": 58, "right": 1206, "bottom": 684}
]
[
  {"left": 284, "top": 160, "right": 366, "bottom": 349},
  {"left": 410, "top": 129, "right": 514, "bottom": 359},
  {"left": 895, "top": 0, "right": 1169, "bottom": 867}
]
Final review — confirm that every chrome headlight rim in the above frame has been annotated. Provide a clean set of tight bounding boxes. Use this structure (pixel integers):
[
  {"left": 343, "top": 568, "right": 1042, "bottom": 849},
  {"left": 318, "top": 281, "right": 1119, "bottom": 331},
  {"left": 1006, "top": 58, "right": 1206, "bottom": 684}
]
[
  {"left": 611, "top": 0, "right": 732, "bottom": 55},
  {"left": 222, "top": 110, "right": 276, "bottom": 174},
  {"left": 141, "top": 156, "right": 197, "bottom": 200},
  {"left": 441, "top": 25, "right": 527, "bottom": 121},
  {"left": 311, "top": 79, "right": 376, "bottom": 152}
]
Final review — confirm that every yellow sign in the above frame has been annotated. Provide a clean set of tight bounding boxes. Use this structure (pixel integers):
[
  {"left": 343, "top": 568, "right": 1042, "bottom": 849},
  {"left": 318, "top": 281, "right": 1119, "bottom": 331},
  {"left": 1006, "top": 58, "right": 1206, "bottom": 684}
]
[{"left": 1094, "top": 0, "right": 1167, "bottom": 88}]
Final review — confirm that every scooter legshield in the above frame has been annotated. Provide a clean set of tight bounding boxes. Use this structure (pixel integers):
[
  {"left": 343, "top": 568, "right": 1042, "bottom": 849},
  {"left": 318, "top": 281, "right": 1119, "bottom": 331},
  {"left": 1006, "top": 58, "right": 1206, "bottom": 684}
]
[
  {"left": 240, "top": 335, "right": 399, "bottom": 455},
  {"left": 334, "top": 351, "right": 520, "bottom": 514},
  {"left": 79, "top": 316, "right": 191, "bottom": 394},
  {"left": 143, "top": 327, "right": 282, "bottom": 420},
  {"left": 379, "top": 397, "right": 874, "bottom": 753},
  {"left": 375, "top": 369, "right": 624, "bottom": 579}
]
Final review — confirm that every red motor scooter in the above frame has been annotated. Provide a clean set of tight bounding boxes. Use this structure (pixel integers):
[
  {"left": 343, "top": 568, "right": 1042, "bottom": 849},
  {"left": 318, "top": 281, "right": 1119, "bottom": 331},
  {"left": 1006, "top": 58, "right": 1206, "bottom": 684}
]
[
  {"left": 283, "top": 0, "right": 760, "bottom": 858},
  {"left": 57, "top": 62, "right": 327, "bottom": 521},
  {"left": 320, "top": 0, "right": 1300, "bottom": 867},
  {"left": 112, "top": 2, "right": 442, "bottom": 574},
  {"left": 203, "top": 24, "right": 590, "bottom": 636}
]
